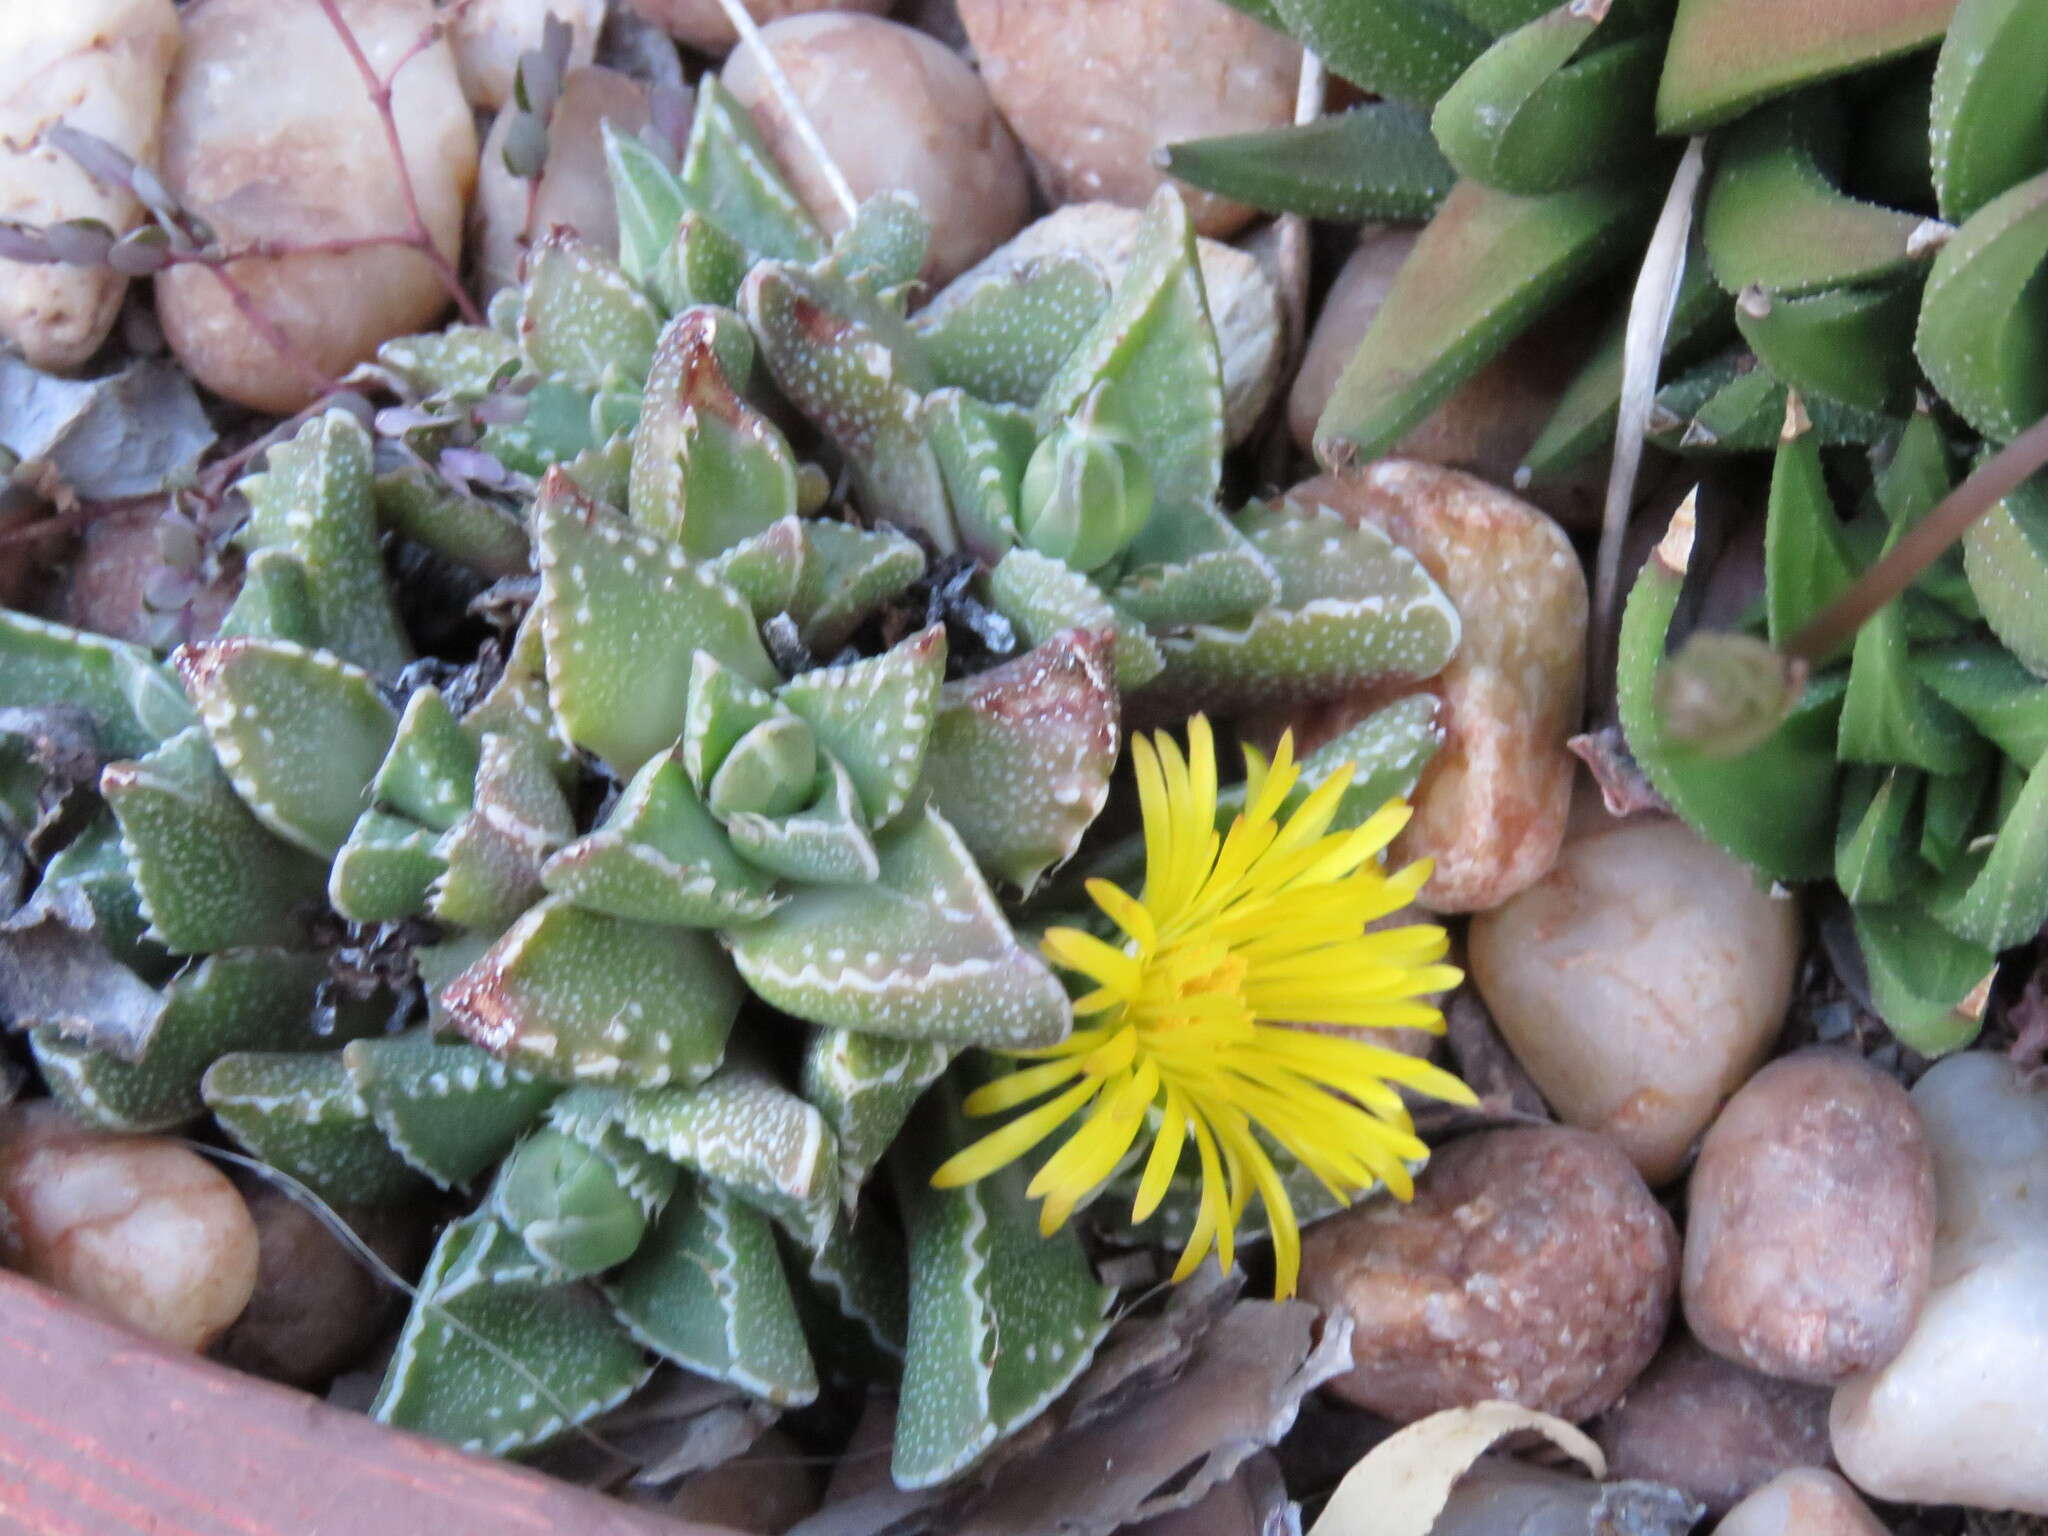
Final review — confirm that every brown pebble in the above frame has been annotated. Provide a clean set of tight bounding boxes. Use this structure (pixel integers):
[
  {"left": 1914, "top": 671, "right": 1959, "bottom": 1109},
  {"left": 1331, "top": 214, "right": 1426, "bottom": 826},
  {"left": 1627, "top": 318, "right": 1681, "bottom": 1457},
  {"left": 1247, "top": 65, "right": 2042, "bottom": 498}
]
[
  {"left": 1594, "top": 1333, "right": 1832, "bottom": 1514},
  {"left": 1713, "top": 1469, "right": 1888, "bottom": 1536},
  {"left": 1300, "top": 1125, "right": 1677, "bottom": 1423},
  {"left": 1684, "top": 1049, "right": 1935, "bottom": 1385}
]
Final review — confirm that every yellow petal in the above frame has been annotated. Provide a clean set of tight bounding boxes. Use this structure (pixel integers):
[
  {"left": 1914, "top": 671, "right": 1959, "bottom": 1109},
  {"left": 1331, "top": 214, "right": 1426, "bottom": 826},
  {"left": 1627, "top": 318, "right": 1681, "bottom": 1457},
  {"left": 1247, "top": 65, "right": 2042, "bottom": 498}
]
[
  {"left": 962, "top": 1056, "right": 1089, "bottom": 1116},
  {"left": 930, "top": 1078, "right": 1101, "bottom": 1187}
]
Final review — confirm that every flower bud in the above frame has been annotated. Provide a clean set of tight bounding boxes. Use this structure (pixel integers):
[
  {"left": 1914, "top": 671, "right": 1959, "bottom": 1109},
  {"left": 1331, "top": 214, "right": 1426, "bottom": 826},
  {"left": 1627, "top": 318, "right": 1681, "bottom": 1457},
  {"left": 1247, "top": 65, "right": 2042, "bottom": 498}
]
[
  {"left": 1654, "top": 631, "right": 1805, "bottom": 758},
  {"left": 707, "top": 714, "right": 818, "bottom": 820},
  {"left": 494, "top": 1129, "right": 648, "bottom": 1277},
  {"left": 1018, "top": 398, "right": 1153, "bottom": 574}
]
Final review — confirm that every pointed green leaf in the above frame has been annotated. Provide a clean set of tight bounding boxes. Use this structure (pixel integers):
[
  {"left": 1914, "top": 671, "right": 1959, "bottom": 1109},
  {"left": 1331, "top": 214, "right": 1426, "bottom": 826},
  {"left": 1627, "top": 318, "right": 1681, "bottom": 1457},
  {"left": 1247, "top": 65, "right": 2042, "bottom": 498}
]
[
  {"left": 682, "top": 652, "right": 780, "bottom": 790},
  {"left": 729, "top": 807, "right": 1072, "bottom": 1049},
  {"left": 678, "top": 76, "right": 824, "bottom": 266},
  {"left": 1852, "top": 902, "right": 1992, "bottom": 1054},
  {"left": 1961, "top": 475, "right": 2048, "bottom": 676},
  {"left": 616, "top": 1065, "right": 840, "bottom": 1252},
  {"left": 710, "top": 516, "right": 809, "bottom": 622},
  {"left": 1835, "top": 766, "right": 1924, "bottom": 905},
  {"left": 329, "top": 809, "right": 444, "bottom": 923},
  {"left": 916, "top": 258, "right": 1111, "bottom": 406},
  {"left": 987, "top": 548, "right": 1164, "bottom": 691},
  {"left": 923, "top": 629, "right": 1120, "bottom": 892},
  {"left": 831, "top": 190, "right": 930, "bottom": 301},
  {"left": 377, "top": 326, "right": 519, "bottom": 399},
  {"left": 371, "top": 1214, "right": 653, "bottom": 1456},
  {"left": 803, "top": 1029, "right": 953, "bottom": 1207},
  {"left": 1921, "top": 761, "right": 1987, "bottom": 872},
  {"left": 1315, "top": 176, "right": 1651, "bottom": 469},
  {"left": 1764, "top": 422, "right": 1861, "bottom": 655},
  {"left": 342, "top": 1029, "right": 558, "bottom": 1189},
  {"left": 603, "top": 120, "right": 689, "bottom": 286},
  {"left": 443, "top": 895, "right": 742, "bottom": 1088},
  {"left": 1930, "top": 0, "right": 2048, "bottom": 222},
  {"left": 1267, "top": 0, "right": 1492, "bottom": 108},
  {"left": 33, "top": 952, "right": 325, "bottom": 1134},
  {"left": 430, "top": 730, "right": 576, "bottom": 933},
  {"left": 1917, "top": 167, "right": 2048, "bottom": 441},
  {"left": 23, "top": 813, "right": 158, "bottom": 975},
  {"left": 461, "top": 610, "right": 577, "bottom": 782},
  {"left": 103, "top": 727, "right": 328, "bottom": 954},
  {"left": 706, "top": 715, "right": 818, "bottom": 821},
  {"left": 1932, "top": 746, "right": 2048, "bottom": 950},
  {"left": 606, "top": 1177, "right": 820, "bottom": 1405},
  {"left": 204, "top": 1050, "right": 428, "bottom": 1205},
  {"left": 235, "top": 409, "right": 411, "bottom": 676},
  {"left": 723, "top": 753, "right": 881, "bottom": 885},
  {"left": 534, "top": 474, "right": 778, "bottom": 775},
  {"left": 1733, "top": 280, "right": 1921, "bottom": 414},
  {"left": 924, "top": 390, "right": 1033, "bottom": 563},
  {"left": 174, "top": 638, "right": 398, "bottom": 858},
  {"left": 0, "top": 610, "right": 194, "bottom": 758},
  {"left": 374, "top": 687, "right": 478, "bottom": 833},
  {"left": 1917, "top": 641, "right": 2048, "bottom": 765},
  {"left": 1111, "top": 500, "right": 1281, "bottom": 629},
  {"left": 545, "top": 1085, "right": 687, "bottom": 1215},
  {"left": 491, "top": 1114, "right": 670, "bottom": 1278},
  {"left": 1839, "top": 602, "right": 1980, "bottom": 772},
  {"left": 1163, "top": 103, "right": 1454, "bottom": 222},
  {"left": 519, "top": 230, "right": 662, "bottom": 391},
  {"left": 630, "top": 308, "right": 799, "bottom": 556},
  {"left": 541, "top": 750, "right": 782, "bottom": 926},
  {"left": 653, "top": 211, "right": 753, "bottom": 314},
  {"left": 373, "top": 463, "right": 532, "bottom": 581},
  {"left": 787, "top": 520, "right": 928, "bottom": 655},
  {"left": 779, "top": 628, "right": 945, "bottom": 829},
  {"left": 216, "top": 549, "right": 320, "bottom": 646}
]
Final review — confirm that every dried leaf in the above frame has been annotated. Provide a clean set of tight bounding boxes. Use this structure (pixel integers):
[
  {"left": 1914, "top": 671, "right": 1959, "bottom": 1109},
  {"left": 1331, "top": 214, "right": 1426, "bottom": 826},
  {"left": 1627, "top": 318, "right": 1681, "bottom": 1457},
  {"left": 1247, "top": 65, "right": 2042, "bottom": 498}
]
[{"left": 0, "top": 356, "right": 214, "bottom": 501}]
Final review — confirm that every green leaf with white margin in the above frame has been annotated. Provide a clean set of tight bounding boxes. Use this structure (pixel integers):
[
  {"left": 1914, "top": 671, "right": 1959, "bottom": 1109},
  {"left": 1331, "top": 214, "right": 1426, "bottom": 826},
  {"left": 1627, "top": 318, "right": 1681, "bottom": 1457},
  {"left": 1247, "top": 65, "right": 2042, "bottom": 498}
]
[
  {"left": 711, "top": 516, "right": 809, "bottom": 622},
  {"left": 1917, "top": 641, "right": 2048, "bottom": 766},
  {"left": 173, "top": 638, "right": 398, "bottom": 858},
  {"left": 462, "top": 609, "right": 576, "bottom": 783},
  {"left": 803, "top": 1028, "right": 953, "bottom": 1207},
  {"left": 32, "top": 951, "right": 325, "bottom": 1134},
  {"left": 915, "top": 257, "right": 1111, "bottom": 407},
  {"left": 682, "top": 652, "right": 779, "bottom": 790},
  {"left": 442, "top": 895, "right": 742, "bottom": 1089},
  {"left": 431, "top": 730, "right": 576, "bottom": 933},
  {"left": 924, "top": 389, "right": 1034, "bottom": 564},
  {"left": 544, "top": 1085, "right": 684, "bottom": 1215},
  {"left": 1835, "top": 765, "right": 1922, "bottom": 906},
  {"left": 23, "top": 813, "right": 159, "bottom": 976},
  {"left": 630, "top": 308, "right": 799, "bottom": 557},
  {"left": 541, "top": 749, "right": 782, "bottom": 927},
  {"left": 779, "top": 627, "right": 946, "bottom": 829},
  {"left": 534, "top": 473, "right": 778, "bottom": 776},
  {"left": 102, "top": 727, "right": 328, "bottom": 954},
  {"left": 342, "top": 1028, "right": 559, "bottom": 1189},
  {"left": 678, "top": 77, "right": 825, "bottom": 267},
  {"left": 987, "top": 548, "right": 1164, "bottom": 691},
  {"left": 728, "top": 806, "right": 1072, "bottom": 1049},
  {"left": 371, "top": 1213, "right": 653, "bottom": 1456},
  {"left": 215, "top": 549, "right": 319, "bottom": 646},
  {"left": 1109, "top": 499, "right": 1280, "bottom": 630},
  {"left": 1145, "top": 500, "right": 1462, "bottom": 711},
  {"left": 374, "top": 461, "right": 532, "bottom": 581},
  {"left": 1036, "top": 188, "right": 1225, "bottom": 525},
  {"left": 654, "top": 211, "right": 753, "bottom": 314},
  {"left": 1919, "top": 168, "right": 2048, "bottom": 444},
  {"left": 741, "top": 259, "right": 955, "bottom": 555},
  {"left": 789, "top": 1209, "right": 908, "bottom": 1374},
  {"left": 1235, "top": 694, "right": 1447, "bottom": 830},
  {"left": 233, "top": 409, "right": 410, "bottom": 676},
  {"left": 519, "top": 230, "right": 662, "bottom": 392},
  {"left": 616, "top": 1064, "right": 840, "bottom": 1253},
  {"left": 374, "top": 687, "right": 477, "bottom": 834},
  {"left": 922, "top": 629, "right": 1121, "bottom": 893},
  {"left": 890, "top": 1082, "right": 1112, "bottom": 1491},
  {"left": 0, "top": 610, "right": 194, "bottom": 758},
  {"left": 1852, "top": 902, "right": 1994, "bottom": 1055},
  {"left": 329, "top": 809, "right": 444, "bottom": 923},
  {"left": 605, "top": 1176, "right": 820, "bottom": 1406},
  {"left": 721, "top": 753, "right": 881, "bottom": 886},
  {"left": 1932, "top": 746, "right": 2048, "bottom": 952},
  {"left": 602, "top": 120, "right": 689, "bottom": 286},
  {"left": 376, "top": 326, "right": 518, "bottom": 400},
  {"left": 830, "top": 191, "right": 930, "bottom": 305},
  {"left": 787, "top": 521, "right": 928, "bottom": 656},
  {"left": 203, "top": 1051, "right": 429, "bottom": 1205}
]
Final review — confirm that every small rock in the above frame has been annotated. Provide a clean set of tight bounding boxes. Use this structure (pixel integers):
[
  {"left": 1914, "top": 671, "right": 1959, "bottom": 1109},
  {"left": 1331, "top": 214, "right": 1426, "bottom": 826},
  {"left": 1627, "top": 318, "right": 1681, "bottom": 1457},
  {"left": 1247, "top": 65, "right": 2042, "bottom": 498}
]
[
  {"left": 1299, "top": 1125, "right": 1677, "bottom": 1423},
  {"left": 1713, "top": 1470, "right": 1888, "bottom": 1536},
  {"left": 1287, "top": 229, "right": 1602, "bottom": 527},
  {"left": 473, "top": 65, "right": 655, "bottom": 299},
  {"left": 1260, "top": 464, "right": 1586, "bottom": 914},
  {"left": 665, "top": 1428, "right": 818, "bottom": 1534},
  {"left": 1830, "top": 1052, "right": 2048, "bottom": 1515},
  {"left": 626, "top": 0, "right": 891, "bottom": 55},
  {"left": 1594, "top": 1333, "right": 1833, "bottom": 1515},
  {"left": 724, "top": 13, "right": 1029, "bottom": 287},
  {"left": 445, "top": 0, "right": 604, "bottom": 111},
  {"left": 0, "top": 1102, "right": 258, "bottom": 1351},
  {"left": 155, "top": 0, "right": 479, "bottom": 414},
  {"left": 215, "top": 1184, "right": 421, "bottom": 1388},
  {"left": 1468, "top": 815, "right": 1799, "bottom": 1186},
  {"left": 929, "top": 202, "right": 1282, "bottom": 443},
  {"left": 1684, "top": 1049, "right": 1935, "bottom": 1385},
  {"left": 0, "top": 0, "right": 182, "bottom": 371},
  {"left": 1430, "top": 1458, "right": 1703, "bottom": 1536},
  {"left": 958, "top": 0, "right": 1300, "bottom": 238}
]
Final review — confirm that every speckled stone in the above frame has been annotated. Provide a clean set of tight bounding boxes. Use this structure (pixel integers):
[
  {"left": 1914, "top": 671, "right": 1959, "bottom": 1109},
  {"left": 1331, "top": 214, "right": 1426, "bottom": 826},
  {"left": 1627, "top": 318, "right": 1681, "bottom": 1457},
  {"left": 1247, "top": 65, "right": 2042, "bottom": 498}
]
[{"left": 1713, "top": 1470, "right": 1887, "bottom": 1536}]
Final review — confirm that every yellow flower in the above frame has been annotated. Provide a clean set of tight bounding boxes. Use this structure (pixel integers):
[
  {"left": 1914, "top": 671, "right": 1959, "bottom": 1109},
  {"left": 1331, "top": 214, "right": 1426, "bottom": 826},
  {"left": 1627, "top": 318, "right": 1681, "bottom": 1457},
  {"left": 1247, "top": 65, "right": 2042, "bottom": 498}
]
[{"left": 931, "top": 716, "right": 1475, "bottom": 1299}]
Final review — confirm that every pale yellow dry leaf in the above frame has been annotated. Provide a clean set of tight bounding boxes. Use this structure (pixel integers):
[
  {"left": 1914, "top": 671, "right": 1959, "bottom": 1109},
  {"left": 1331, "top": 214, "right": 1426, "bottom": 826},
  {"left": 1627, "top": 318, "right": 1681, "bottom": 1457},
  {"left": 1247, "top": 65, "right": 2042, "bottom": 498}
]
[{"left": 1306, "top": 1400, "right": 1607, "bottom": 1536}]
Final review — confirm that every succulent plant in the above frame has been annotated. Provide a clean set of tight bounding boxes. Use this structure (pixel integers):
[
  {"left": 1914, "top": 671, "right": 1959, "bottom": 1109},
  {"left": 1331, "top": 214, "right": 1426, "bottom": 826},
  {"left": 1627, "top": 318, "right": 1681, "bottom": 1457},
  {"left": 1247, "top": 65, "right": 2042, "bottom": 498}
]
[
  {"left": 1173, "top": 0, "right": 2048, "bottom": 1048},
  {"left": 0, "top": 67, "right": 1466, "bottom": 1493}
]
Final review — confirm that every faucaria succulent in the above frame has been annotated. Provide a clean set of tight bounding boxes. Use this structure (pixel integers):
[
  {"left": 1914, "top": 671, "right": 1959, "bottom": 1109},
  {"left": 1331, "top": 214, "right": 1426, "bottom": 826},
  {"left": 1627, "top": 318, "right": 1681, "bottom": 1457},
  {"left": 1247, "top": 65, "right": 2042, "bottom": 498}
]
[
  {"left": 1174, "top": 0, "right": 2048, "bottom": 1048},
  {"left": 0, "top": 65, "right": 1468, "bottom": 1491}
]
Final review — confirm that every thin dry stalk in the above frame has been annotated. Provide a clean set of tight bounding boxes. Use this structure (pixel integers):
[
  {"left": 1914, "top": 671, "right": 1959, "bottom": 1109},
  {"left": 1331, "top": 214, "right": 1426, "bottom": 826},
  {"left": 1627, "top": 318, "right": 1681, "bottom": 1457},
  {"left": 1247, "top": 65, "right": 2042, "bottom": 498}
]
[{"left": 710, "top": 0, "right": 861, "bottom": 223}]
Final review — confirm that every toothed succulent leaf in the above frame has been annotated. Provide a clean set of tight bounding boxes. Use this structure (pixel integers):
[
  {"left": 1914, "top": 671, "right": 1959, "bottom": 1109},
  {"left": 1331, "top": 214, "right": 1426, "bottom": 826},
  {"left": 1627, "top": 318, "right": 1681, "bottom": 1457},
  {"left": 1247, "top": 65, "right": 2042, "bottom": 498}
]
[
  {"left": 711, "top": 516, "right": 810, "bottom": 621},
  {"left": 721, "top": 754, "right": 882, "bottom": 885},
  {"left": 921, "top": 630, "right": 1120, "bottom": 891},
  {"left": 987, "top": 548, "right": 1165, "bottom": 691},
  {"left": 786, "top": 521, "right": 928, "bottom": 655},
  {"left": 616, "top": 1064, "right": 840, "bottom": 1253},
  {"left": 707, "top": 715, "right": 819, "bottom": 820},
  {"left": 103, "top": 727, "right": 328, "bottom": 954},
  {"left": 519, "top": 230, "right": 662, "bottom": 392},
  {"left": 802, "top": 1029, "right": 954, "bottom": 1207},
  {"left": 605, "top": 1177, "right": 821, "bottom": 1406},
  {"left": 1109, "top": 500, "right": 1280, "bottom": 629},
  {"left": 377, "top": 325, "right": 518, "bottom": 399},
  {"left": 793, "top": 1211, "right": 909, "bottom": 1370},
  {"left": 535, "top": 476, "right": 778, "bottom": 775},
  {"left": 916, "top": 257, "right": 1111, "bottom": 407},
  {"left": 234, "top": 410, "right": 411, "bottom": 675},
  {"left": 173, "top": 638, "right": 398, "bottom": 859},
  {"left": 431, "top": 731, "right": 576, "bottom": 932},
  {"left": 924, "top": 389, "right": 1034, "bottom": 563},
  {"left": 602, "top": 120, "right": 689, "bottom": 287},
  {"left": 728, "top": 807, "right": 1071, "bottom": 1049},
  {"left": 203, "top": 1050, "right": 429, "bottom": 1205},
  {"left": 374, "top": 687, "right": 478, "bottom": 834},
  {"left": 216, "top": 550, "right": 319, "bottom": 646},
  {"left": 342, "top": 1030, "right": 559, "bottom": 1190},
  {"left": 493, "top": 1126, "right": 658, "bottom": 1277},
  {"left": 329, "top": 808, "right": 444, "bottom": 923},
  {"left": 442, "top": 896, "right": 742, "bottom": 1088},
  {"left": 655, "top": 210, "right": 753, "bottom": 313},
  {"left": 679, "top": 77, "right": 826, "bottom": 267},
  {"left": 778, "top": 628, "right": 946, "bottom": 830},
  {"left": 373, "top": 464, "right": 532, "bottom": 581},
  {"left": 0, "top": 611, "right": 194, "bottom": 758},
  {"left": 372, "top": 1213, "right": 653, "bottom": 1456}
]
